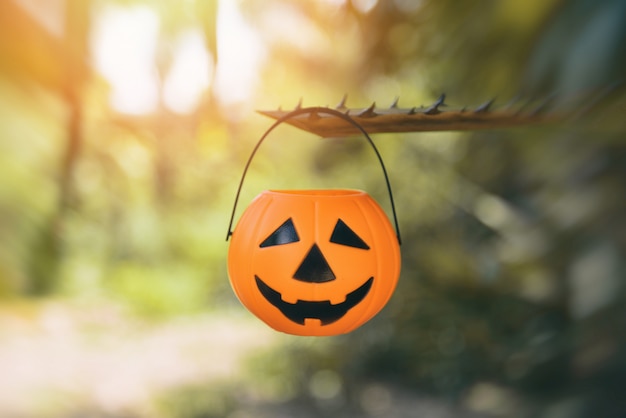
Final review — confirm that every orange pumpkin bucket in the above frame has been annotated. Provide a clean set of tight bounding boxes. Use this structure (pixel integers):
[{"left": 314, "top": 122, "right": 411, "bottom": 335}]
[{"left": 226, "top": 108, "right": 401, "bottom": 336}]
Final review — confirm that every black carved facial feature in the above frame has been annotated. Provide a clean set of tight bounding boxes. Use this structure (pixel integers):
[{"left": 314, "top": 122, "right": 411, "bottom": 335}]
[
  {"left": 260, "top": 218, "right": 299, "bottom": 247},
  {"left": 330, "top": 218, "right": 370, "bottom": 249},
  {"left": 256, "top": 217, "right": 373, "bottom": 325}
]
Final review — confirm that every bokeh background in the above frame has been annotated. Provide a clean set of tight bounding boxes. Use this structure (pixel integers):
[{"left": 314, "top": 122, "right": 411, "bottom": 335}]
[{"left": 0, "top": 0, "right": 625, "bottom": 417}]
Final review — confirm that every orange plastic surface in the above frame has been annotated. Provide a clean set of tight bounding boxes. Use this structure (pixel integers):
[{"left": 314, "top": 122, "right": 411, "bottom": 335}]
[{"left": 228, "top": 190, "right": 401, "bottom": 336}]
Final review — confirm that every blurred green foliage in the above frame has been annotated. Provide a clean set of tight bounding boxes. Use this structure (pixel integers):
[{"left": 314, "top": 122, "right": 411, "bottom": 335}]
[
  {"left": 240, "top": 0, "right": 626, "bottom": 416},
  {"left": 157, "top": 380, "right": 240, "bottom": 418},
  {"left": 1, "top": 0, "right": 625, "bottom": 417}
]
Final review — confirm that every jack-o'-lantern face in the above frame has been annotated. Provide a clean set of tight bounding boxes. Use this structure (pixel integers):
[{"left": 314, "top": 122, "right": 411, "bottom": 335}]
[{"left": 228, "top": 189, "right": 401, "bottom": 336}]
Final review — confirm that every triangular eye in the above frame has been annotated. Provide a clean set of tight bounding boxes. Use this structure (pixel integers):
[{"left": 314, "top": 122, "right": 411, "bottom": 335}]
[
  {"left": 330, "top": 219, "right": 370, "bottom": 250},
  {"left": 260, "top": 218, "right": 300, "bottom": 247}
]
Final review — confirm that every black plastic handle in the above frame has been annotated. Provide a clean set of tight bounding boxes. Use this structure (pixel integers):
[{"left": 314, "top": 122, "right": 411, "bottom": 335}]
[{"left": 226, "top": 107, "right": 401, "bottom": 244}]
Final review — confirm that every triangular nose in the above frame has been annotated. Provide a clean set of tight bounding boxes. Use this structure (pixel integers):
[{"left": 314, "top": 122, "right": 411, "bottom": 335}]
[{"left": 293, "top": 244, "right": 336, "bottom": 283}]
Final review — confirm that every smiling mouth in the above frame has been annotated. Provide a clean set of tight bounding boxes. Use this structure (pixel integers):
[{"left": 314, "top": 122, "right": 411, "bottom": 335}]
[{"left": 254, "top": 276, "right": 373, "bottom": 325}]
